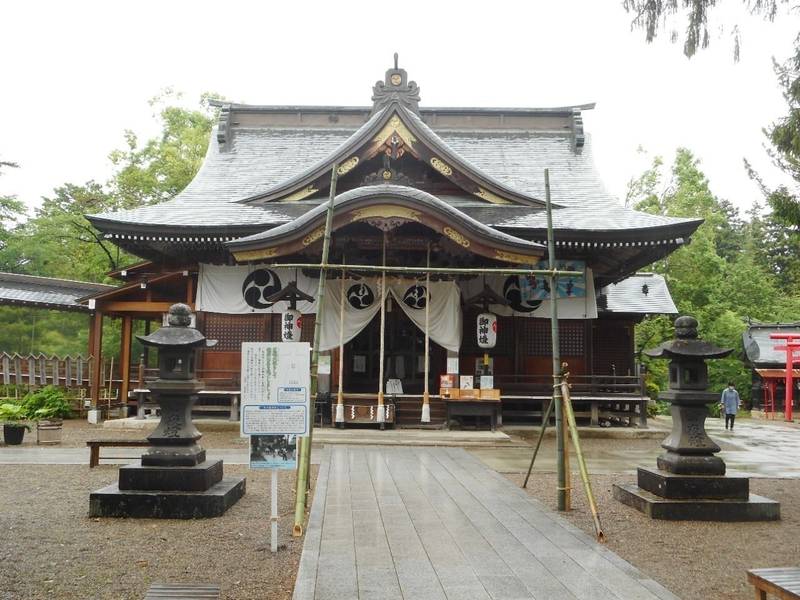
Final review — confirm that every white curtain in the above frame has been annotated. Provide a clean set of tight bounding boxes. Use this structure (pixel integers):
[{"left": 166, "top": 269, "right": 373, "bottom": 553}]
[
  {"left": 387, "top": 279, "right": 462, "bottom": 352},
  {"left": 318, "top": 279, "right": 382, "bottom": 351},
  {"left": 317, "top": 277, "right": 463, "bottom": 352},
  {"left": 197, "top": 264, "right": 318, "bottom": 314}
]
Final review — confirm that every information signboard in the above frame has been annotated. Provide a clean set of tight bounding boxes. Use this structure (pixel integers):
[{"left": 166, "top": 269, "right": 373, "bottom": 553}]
[
  {"left": 240, "top": 342, "right": 311, "bottom": 552},
  {"left": 240, "top": 342, "right": 311, "bottom": 437}
]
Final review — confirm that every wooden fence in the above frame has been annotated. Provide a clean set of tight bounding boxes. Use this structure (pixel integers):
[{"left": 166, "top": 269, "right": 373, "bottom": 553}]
[{"left": 0, "top": 352, "right": 92, "bottom": 388}]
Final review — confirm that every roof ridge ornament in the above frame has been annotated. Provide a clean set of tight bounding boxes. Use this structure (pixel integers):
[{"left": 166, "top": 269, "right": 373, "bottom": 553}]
[{"left": 371, "top": 53, "right": 421, "bottom": 115}]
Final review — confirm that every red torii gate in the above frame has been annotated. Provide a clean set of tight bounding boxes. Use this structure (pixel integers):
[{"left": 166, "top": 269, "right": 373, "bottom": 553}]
[{"left": 769, "top": 332, "right": 800, "bottom": 421}]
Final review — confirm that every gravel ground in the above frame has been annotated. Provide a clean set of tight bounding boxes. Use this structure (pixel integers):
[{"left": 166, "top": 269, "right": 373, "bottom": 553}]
[
  {"left": 0, "top": 463, "right": 318, "bottom": 600},
  {"left": 509, "top": 462, "right": 799, "bottom": 600}
]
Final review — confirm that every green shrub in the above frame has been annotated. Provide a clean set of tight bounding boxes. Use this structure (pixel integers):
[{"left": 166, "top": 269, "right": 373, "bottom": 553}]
[
  {"left": 23, "top": 386, "right": 72, "bottom": 420},
  {"left": 644, "top": 381, "right": 660, "bottom": 401},
  {"left": 647, "top": 400, "right": 671, "bottom": 417},
  {"left": 0, "top": 402, "right": 30, "bottom": 429}
]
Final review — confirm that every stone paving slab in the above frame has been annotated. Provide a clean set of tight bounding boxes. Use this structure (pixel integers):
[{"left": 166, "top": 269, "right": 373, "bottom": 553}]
[{"left": 293, "top": 445, "right": 679, "bottom": 600}]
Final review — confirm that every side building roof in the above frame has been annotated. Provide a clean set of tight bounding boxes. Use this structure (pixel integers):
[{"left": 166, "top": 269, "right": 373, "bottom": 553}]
[
  {"left": 597, "top": 273, "right": 677, "bottom": 315},
  {"left": 0, "top": 272, "right": 114, "bottom": 313},
  {"left": 743, "top": 322, "right": 800, "bottom": 367}
]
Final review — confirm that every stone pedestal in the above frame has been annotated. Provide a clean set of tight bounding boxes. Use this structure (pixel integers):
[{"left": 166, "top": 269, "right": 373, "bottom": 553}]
[
  {"left": 613, "top": 467, "right": 779, "bottom": 521},
  {"left": 90, "top": 478, "right": 246, "bottom": 519}
]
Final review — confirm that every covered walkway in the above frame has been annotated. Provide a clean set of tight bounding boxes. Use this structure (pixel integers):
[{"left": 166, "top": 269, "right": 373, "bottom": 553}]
[{"left": 294, "top": 446, "right": 678, "bottom": 600}]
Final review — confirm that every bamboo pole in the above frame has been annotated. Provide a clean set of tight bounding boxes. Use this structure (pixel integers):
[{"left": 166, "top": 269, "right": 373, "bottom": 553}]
[
  {"left": 421, "top": 243, "right": 431, "bottom": 423},
  {"left": 377, "top": 232, "right": 387, "bottom": 429},
  {"left": 563, "top": 389, "right": 572, "bottom": 510},
  {"left": 293, "top": 164, "right": 338, "bottom": 537},
  {"left": 266, "top": 263, "right": 580, "bottom": 278},
  {"left": 335, "top": 262, "right": 346, "bottom": 427},
  {"left": 561, "top": 378, "right": 605, "bottom": 542},
  {"left": 545, "top": 168, "right": 568, "bottom": 512},
  {"left": 521, "top": 397, "right": 554, "bottom": 488}
]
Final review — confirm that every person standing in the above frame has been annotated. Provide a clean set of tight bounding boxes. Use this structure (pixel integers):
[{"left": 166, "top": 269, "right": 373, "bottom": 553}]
[{"left": 720, "top": 382, "right": 741, "bottom": 431}]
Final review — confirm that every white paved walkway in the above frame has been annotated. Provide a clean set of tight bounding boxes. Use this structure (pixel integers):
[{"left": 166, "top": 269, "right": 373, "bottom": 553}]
[{"left": 294, "top": 446, "right": 678, "bottom": 600}]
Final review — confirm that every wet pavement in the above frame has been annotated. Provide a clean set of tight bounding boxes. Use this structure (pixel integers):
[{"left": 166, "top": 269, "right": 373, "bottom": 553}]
[
  {"left": 294, "top": 446, "right": 678, "bottom": 600},
  {"left": 2, "top": 416, "right": 799, "bottom": 478},
  {"left": 473, "top": 416, "right": 800, "bottom": 479}
]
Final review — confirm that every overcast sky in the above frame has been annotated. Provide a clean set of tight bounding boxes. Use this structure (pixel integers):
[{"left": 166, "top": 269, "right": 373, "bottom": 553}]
[{"left": 1, "top": 1, "right": 798, "bottom": 216}]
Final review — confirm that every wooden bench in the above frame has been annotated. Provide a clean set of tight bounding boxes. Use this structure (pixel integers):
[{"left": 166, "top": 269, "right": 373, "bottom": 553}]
[
  {"left": 748, "top": 568, "right": 800, "bottom": 599},
  {"left": 445, "top": 399, "right": 501, "bottom": 431},
  {"left": 144, "top": 583, "right": 220, "bottom": 599},
  {"left": 87, "top": 439, "right": 150, "bottom": 468}
]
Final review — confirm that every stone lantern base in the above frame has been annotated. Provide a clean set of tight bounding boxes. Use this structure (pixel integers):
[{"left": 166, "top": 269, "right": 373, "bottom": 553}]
[
  {"left": 89, "top": 470, "right": 245, "bottom": 519},
  {"left": 613, "top": 467, "right": 779, "bottom": 521}
]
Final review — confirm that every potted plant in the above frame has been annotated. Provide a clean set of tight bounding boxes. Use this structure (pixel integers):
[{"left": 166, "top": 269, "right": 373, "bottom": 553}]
[
  {"left": 0, "top": 402, "right": 30, "bottom": 445},
  {"left": 23, "top": 386, "right": 72, "bottom": 445}
]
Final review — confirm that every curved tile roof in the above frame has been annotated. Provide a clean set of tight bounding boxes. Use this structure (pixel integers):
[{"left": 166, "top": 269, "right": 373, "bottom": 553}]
[{"left": 88, "top": 106, "right": 698, "bottom": 239}]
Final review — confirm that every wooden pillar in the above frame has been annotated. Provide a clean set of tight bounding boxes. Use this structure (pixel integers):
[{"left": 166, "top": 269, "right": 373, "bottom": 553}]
[
  {"left": 421, "top": 243, "right": 431, "bottom": 423},
  {"left": 377, "top": 232, "right": 387, "bottom": 428},
  {"left": 88, "top": 311, "right": 104, "bottom": 408},
  {"left": 335, "top": 265, "right": 346, "bottom": 426},
  {"left": 144, "top": 319, "right": 152, "bottom": 362},
  {"left": 119, "top": 315, "right": 133, "bottom": 408}
]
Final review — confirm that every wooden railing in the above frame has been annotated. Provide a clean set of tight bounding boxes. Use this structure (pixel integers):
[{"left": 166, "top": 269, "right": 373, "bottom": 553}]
[
  {"left": 494, "top": 373, "right": 645, "bottom": 398},
  {"left": 131, "top": 364, "right": 240, "bottom": 391}
]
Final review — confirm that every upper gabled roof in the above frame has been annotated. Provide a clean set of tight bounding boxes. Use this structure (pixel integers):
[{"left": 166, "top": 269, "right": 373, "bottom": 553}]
[
  {"left": 228, "top": 185, "right": 545, "bottom": 264},
  {"left": 237, "top": 103, "right": 546, "bottom": 207}
]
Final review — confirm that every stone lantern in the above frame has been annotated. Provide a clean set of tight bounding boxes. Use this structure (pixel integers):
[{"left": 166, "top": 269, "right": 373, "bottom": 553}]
[
  {"left": 613, "top": 315, "right": 779, "bottom": 521},
  {"left": 137, "top": 304, "right": 213, "bottom": 467},
  {"left": 90, "top": 303, "right": 246, "bottom": 519}
]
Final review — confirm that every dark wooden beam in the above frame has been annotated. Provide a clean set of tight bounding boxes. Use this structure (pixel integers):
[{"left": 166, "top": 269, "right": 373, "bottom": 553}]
[{"left": 98, "top": 301, "right": 192, "bottom": 314}]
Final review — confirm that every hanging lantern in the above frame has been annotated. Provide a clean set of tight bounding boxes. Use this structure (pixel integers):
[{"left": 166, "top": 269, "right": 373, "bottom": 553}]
[
  {"left": 477, "top": 312, "right": 497, "bottom": 349},
  {"left": 281, "top": 309, "right": 302, "bottom": 342}
]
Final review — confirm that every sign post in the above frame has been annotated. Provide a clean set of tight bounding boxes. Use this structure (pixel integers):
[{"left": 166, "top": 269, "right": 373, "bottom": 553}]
[{"left": 241, "top": 342, "right": 311, "bottom": 552}]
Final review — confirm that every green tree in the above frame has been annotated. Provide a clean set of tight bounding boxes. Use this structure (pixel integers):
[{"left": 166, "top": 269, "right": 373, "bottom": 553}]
[
  {"left": 108, "top": 91, "right": 218, "bottom": 206},
  {"left": 5, "top": 182, "right": 127, "bottom": 279},
  {"left": 630, "top": 148, "right": 800, "bottom": 403},
  {"left": 755, "top": 45, "right": 800, "bottom": 229},
  {"left": 0, "top": 161, "right": 27, "bottom": 271},
  {"left": 622, "top": 0, "right": 788, "bottom": 61},
  {"left": 0, "top": 93, "right": 217, "bottom": 357}
]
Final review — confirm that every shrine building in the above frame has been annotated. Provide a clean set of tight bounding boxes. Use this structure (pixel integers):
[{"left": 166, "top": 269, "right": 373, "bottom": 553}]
[{"left": 80, "top": 60, "right": 700, "bottom": 427}]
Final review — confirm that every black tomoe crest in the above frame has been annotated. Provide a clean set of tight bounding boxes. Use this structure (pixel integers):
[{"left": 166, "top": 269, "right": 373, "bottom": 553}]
[
  {"left": 346, "top": 283, "right": 375, "bottom": 309},
  {"left": 403, "top": 285, "right": 428, "bottom": 309},
  {"left": 502, "top": 276, "right": 541, "bottom": 313},
  {"left": 242, "top": 269, "right": 282, "bottom": 309}
]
